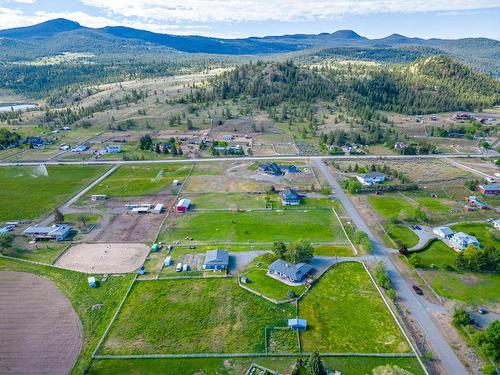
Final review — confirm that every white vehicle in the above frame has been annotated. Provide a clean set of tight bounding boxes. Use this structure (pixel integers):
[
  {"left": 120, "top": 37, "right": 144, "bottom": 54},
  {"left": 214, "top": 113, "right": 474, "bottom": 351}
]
[
  {"left": 176, "top": 263, "right": 183, "bottom": 272},
  {"left": 182, "top": 264, "right": 189, "bottom": 272}
]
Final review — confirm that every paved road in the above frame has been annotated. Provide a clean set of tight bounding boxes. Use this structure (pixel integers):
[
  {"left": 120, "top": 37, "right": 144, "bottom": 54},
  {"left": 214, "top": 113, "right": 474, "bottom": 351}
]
[
  {"left": 0, "top": 152, "right": 498, "bottom": 168},
  {"left": 313, "top": 159, "right": 467, "bottom": 375}
]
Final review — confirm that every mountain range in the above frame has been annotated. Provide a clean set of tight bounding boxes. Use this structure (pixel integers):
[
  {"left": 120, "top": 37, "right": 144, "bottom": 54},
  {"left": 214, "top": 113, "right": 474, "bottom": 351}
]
[{"left": 0, "top": 19, "right": 498, "bottom": 74}]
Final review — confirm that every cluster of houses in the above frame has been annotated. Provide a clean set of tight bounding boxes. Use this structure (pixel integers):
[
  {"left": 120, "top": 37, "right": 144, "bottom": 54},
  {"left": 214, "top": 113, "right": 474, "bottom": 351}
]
[
  {"left": 259, "top": 163, "right": 301, "bottom": 176},
  {"left": 433, "top": 226, "right": 480, "bottom": 251},
  {"left": 98, "top": 145, "right": 122, "bottom": 155},
  {"left": 356, "top": 172, "right": 386, "bottom": 186}
]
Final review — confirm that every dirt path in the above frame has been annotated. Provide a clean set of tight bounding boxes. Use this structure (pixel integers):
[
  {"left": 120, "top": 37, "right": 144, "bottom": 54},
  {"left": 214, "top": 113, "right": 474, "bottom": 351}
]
[{"left": 0, "top": 271, "right": 82, "bottom": 375}]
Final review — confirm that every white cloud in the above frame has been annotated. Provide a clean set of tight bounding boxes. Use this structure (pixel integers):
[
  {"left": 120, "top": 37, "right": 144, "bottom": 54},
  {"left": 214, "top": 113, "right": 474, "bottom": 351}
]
[
  {"left": 80, "top": 0, "right": 500, "bottom": 23},
  {"left": 8, "top": 0, "right": 37, "bottom": 4}
]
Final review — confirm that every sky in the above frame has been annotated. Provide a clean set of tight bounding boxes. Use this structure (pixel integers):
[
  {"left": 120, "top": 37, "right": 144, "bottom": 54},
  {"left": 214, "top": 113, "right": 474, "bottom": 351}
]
[{"left": 0, "top": 0, "right": 499, "bottom": 39}]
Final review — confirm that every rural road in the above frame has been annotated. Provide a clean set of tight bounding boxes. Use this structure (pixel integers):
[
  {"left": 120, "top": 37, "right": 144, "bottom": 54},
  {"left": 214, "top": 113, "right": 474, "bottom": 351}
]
[
  {"left": 313, "top": 159, "right": 467, "bottom": 375},
  {"left": 38, "top": 164, "right": 119, "bottom": 226},
  {"left": 0, "top": 152, "right": 498, "bottom": 168}
]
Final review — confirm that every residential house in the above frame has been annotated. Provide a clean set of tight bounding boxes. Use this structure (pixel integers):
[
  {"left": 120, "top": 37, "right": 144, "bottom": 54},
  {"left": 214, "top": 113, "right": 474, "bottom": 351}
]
[
  {"left": 22, "top": 224, "right": 71, "bottom": 241},
  {"left": 203, "top": 249, "right": 229, "bottom": 271},
  {"left": 356, "top": 172, "right": 386, "bottom": 186},
  {"left": 280, "top": 188, "right": 301, "bottom": 206},
  {"left": 433, "top": 226, "right": 454, "bottom": 239},
  {"left": 268, "top": 260, "right": 313, "bottom": 283},
  {"left": 450, "top": 232, "right": 480, "bottom": 251},
  {"left": 259, "top": 163, "right": 284, "bottom": 176},
  {"left": 493, "top": 219, "right": 500, "bottom": 231},
  {"left": 176, "top": 198, "right": 191, "bottom": 213}
]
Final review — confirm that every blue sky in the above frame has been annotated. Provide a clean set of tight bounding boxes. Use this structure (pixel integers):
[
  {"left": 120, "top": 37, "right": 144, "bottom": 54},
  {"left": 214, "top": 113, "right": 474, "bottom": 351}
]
[{"left": 0, "top": 0, "right": 499, "bottom": 39}]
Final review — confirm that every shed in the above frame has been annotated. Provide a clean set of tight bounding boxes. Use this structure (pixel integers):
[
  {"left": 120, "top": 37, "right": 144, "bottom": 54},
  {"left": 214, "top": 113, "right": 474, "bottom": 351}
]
[
  {"left": 132, "top": 206, "right": 149, "bottom": 214},
  {"left": 153, "top": 203, "right": 164, "bottom": 214},
  {"left": 176, "top": 198, "right": 191, "bottom": 213},
  {"left": 87, "top": 277, "right": 97, "bottom": 288},
  {"left": 164, "top": 256, "right": 172, "bottom": 266},
  {"left": 288, "top": 318, "right": 307, "bottom": 331}
]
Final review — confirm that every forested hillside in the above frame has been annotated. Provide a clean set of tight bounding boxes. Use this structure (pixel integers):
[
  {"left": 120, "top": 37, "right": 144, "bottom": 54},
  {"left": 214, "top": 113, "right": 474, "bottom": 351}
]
[{"left": 185, "top": 57, "right": 499, "bottom": 115}]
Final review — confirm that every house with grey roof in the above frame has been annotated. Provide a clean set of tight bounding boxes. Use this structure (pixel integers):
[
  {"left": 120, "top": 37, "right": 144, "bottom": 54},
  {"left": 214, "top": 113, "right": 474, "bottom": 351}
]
[
  {"left": 268, "top": 259, "right": 313, "bottom": 283},
  {"left": 203, "top": 249, "right": 229, "bottom": 271},
  {"left": 450, "top": 232, "right": 480, "bottom": 251},
  {"left": 356, "top": 172, "right": 386, "bottom": 186},
  {"left": 22, "top": 224, "right": 72, "bottom": 241},
  {"left": 280, "top": 188, "right": 300, "bottom": 206}
]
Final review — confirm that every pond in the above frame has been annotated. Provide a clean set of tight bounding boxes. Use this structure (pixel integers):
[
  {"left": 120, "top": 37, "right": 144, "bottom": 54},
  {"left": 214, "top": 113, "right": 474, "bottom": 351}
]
[{"left": 0, "top": 103, "right": 38, "bottom": 112}]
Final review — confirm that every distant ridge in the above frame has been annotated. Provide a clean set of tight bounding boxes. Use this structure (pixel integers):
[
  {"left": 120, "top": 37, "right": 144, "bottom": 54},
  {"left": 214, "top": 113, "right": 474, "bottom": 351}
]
[{"left": 0, "top": 18, "right": 498, "bottom": 74}]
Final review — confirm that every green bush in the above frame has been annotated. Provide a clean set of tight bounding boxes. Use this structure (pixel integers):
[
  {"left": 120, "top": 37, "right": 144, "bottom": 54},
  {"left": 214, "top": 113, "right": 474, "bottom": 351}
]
[{"left": 452, "top": 309, "right": 471, "bottom": 327}]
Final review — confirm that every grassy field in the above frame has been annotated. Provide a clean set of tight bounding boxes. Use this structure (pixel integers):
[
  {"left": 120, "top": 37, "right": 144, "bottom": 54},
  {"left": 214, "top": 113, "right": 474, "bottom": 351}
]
[
  {"left": 0, "top": 257, "right": 133, "bottom": 374},
  {"left": 101, "top": 278, "right": 295, "bottom": 354},
  {"left": 2, "top": 243, "right": 69, "bottom": 264},
  {"left": 300, "top": 262, "right": 410, "bottom": 353},
  {"left": 422, "top": 270, "right": 500, "bottom": 307},
  {"left": 450, "top": 222, "right": 499, "bottom": 249},
  {"left": 409, "top": 239, "right": 500, "bottom": 306},
  {"left": 84, "top": 164, "right": 192, "bottom": 198},
  {"left": 313, "top": 245, "right": 354, "bottom": 256},
  {"left": 88, "top": 356, "right": 424, "bottom": 375},
  {"left": 367, "top": 195, "right": 415, "bottom": 221},
  {"left": 384, "top": 224, "right": 419, "bottom": 248},
  {"left": 0, "top": 165, "right": 107, "bottom": 222},
  {"left": 161, "top": 209, "right": 347, "bottom": 244},
  {"left": 242, "top": 254, "right": 306, "bottom": 301}
]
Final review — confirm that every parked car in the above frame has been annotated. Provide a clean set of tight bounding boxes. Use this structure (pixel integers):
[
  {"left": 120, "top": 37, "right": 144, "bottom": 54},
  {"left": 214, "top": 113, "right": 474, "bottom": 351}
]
[
  {"left": 412, "top": 285, "right": 423, "bottom": 295},
  {"left": 182, "top": 264, "right": 189, "bottom": 272},
  {"left": 478, "top": 308, "right": 488, "bottom": 314},
  {"left": 414, "top": 225, "right": 421, "bottom": 230},
  {"left": 176, "top": 263, "right": 183, "bottom": 272}
]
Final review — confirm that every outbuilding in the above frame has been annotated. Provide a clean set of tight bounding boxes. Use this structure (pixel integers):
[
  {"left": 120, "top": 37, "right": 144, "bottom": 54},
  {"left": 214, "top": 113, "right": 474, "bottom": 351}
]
[
  {"left": 22, "top": 224, "right": 72, "bottom": 241},
  {"left": 433, "top": 226, "right": 454, "bottom": 239},
  {"left": 203, "top": 249, "right": 229, "bottom": 271},
  {"left": 87, "top": 277, "right": 97, "bottom": 288},
  {"left": 477, "top": 184, "right": 500, "bottom": 195},
  {"left": 176, "top": 198, "right": 191, "bottom": 213},
  {"left": 288, "top": 318, "right": 307, "bottom": 331},
  {"left": 153, "top": 203, "right": 164, "bottom": 214}
]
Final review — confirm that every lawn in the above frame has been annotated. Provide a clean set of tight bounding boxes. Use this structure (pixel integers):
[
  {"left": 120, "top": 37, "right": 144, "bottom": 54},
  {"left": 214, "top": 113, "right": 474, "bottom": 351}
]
[
  {"left": 450, "top": 222, "right": 499, "bottom": 249},
  {"left": 88, "top": 356, "right": 424, "bottom": 375},
  {"left": 242, "top": 254, "right": 306, "bottom": 301},
  {"left": 100, "top": 278, "right": 295, "bottom": 354},
  {"left": 384, "top": 224, "right": 419, "bottom": 248},
  {"left": 421, "top": 270, "right": 500, "bottom": 307},
  {"left": 299, "top": 262, "right": 410, "bottom": 353},
  {"left": 0, "top": 165, "right": 108, "bottom": 222},
  {"left": 161, "top": 209, "right": 347, "bottom": 244},
  {"left": 0, "top": 257, "right": 133, "bottom": 374},
  {"left": 413, "top": 240, "right": 457, "bottom": 270},
  {"left": 182, "top": 192, "right": 268, "bottom": 210},
  {"left": 85, "top": 164, "right": 192, "bottom": 198},
  {"left": 413, "top": 196, "right": 451, "bottom": 214},
  {"left": 313, "top": 245, "right": 354, "bottom": 256},
  {"left": 367, "top": 195, "right": 415, "bottom": 221}
]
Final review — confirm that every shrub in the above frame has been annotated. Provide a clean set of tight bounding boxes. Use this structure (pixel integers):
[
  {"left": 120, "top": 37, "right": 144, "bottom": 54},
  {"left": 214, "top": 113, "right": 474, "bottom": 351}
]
[{"left": 452, "top": 309, "right": 471, "bottom": 327}]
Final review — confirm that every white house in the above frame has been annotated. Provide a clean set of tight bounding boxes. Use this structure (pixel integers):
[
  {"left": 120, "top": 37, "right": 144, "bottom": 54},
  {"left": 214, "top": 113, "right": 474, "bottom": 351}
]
[
  {"left": 450, "top": 232, "right": 480, "bottom": 251},
  {"left": 433, "top": 226, "right": 454, "bottom": 239},
  {"left": 356, "top": 172, "right": 385, "bottom": 186},
  {"left": 493, "top": 219, "right": 500, "bottom": 231}
]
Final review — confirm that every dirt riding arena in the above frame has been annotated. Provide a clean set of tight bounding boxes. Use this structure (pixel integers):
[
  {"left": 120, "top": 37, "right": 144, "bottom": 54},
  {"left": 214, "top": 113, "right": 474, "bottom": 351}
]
[
  {"left": 56, "top": 243, "right": 150, "bottom": 273},
  {"left": 96, "top": 213, "right": 165, "bottom": 243},
  {"left": 0, "top": 271, "right": 82, "bottom": 375}
]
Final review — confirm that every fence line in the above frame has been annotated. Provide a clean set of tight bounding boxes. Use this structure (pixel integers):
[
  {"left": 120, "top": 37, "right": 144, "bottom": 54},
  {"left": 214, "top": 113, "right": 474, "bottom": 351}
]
[
  {"left": 93, "top": 352, "right": 417, "bottom": 360},
  {"left": 92, "top": 273, "right": 138, "bottom": 358},
  {"left": 361, "top": 262, "right": 429, "bottom": 375},
  {"left": 332, "top": 207, "right": 358, "bottom": 255}
]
